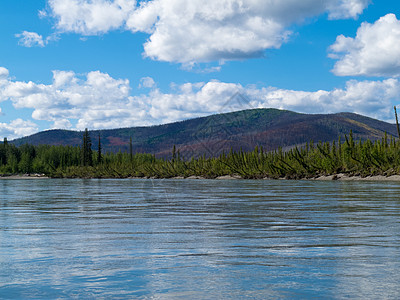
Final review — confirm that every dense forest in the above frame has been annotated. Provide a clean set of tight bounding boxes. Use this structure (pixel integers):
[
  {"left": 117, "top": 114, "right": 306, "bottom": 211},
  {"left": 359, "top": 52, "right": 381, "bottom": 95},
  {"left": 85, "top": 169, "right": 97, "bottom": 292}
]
[{"left": 2, "top": 128, "right": 400, "bottom": 179}]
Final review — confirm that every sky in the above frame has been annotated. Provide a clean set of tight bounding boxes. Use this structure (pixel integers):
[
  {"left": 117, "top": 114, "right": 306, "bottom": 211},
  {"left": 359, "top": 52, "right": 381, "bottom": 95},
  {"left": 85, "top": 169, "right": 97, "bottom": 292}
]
[{"left": 1, "top": 0, "right": 400, "bottom": 139}]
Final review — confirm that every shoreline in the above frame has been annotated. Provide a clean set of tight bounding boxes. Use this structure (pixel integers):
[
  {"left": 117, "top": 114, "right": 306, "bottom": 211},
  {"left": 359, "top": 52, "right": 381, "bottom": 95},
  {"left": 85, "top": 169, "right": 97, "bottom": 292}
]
[
  {"left": 310, "top": 173, "right": 400, "bottom": 181},
  {"left": 188, "top": 174, "right": 400, "bottom": 181},
  {"left": 142, "top": 173, "right": 400, "bottom": 181},
  {"left": 2, "top": 173, "right": 400, "bottom": 181},
  {"left": 0, "top": 174, "right": 49, "bottom": 180}
]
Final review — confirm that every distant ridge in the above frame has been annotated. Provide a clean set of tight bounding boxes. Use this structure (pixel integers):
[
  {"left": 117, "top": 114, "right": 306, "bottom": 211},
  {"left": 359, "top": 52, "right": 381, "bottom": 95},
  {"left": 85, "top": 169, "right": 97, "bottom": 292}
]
[{"left": 11, "top": 108, "right": 397, "bottom": 158}]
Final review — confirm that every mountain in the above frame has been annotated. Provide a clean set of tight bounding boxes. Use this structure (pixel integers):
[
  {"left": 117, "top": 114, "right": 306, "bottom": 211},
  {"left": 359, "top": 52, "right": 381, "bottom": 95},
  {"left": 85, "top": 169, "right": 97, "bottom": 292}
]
[{"left": 10, "top": 108, "right": 398, "bottom": 158}]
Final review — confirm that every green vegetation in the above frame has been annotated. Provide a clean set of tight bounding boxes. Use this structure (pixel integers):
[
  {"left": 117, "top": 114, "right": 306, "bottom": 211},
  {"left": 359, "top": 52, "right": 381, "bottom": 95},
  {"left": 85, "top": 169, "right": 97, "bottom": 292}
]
[
  {"left": 2, "top": 129, "right": 400, "bottom": 179},
  {"left": 10, "top": 108, "right": 398, "bottom": 158},
  {"left": 81, "top": 128, "right": 93, "bottom": 167}
]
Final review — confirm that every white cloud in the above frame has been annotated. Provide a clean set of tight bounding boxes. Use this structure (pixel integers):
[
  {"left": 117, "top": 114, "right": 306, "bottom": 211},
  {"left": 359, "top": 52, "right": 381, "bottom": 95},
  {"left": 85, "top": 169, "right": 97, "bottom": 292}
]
[
  {"left": 139, "top": 76, "right": 156, "bottom": 89},
  {"left": 2, "top": 70, "right": 132, "bottom": 130},
  {"left": 43, "top": 0, "right": 369, "bottom": 63},
  {"left": 0, "top": 67, "right": 9, "bottom": 78},
  {"left": 15, "top": 31, "right": 45, "bottom": 47},
  {"left": 0, "top": 119, "right": 39, "bottom": 140},
  {"left": 247, "top": 79, "right": 400, "bottom": 121},
  {"left": 330, "top": 14, "right": 400, "bottom": 77},
  {"left": 0, "top": 67, "right": 398, "bottom": 139},
  {"left": 38, "top": 9, "right": 48, "bottom": 19},
  {"left": 47, "top": 0, "right": 136, "bottom": 35},
  {"left": 126, "top": 0, "right": 369, "bottom": 63},
  {"left": 327, "top": 0, "right": 370, "bottom": 20},
  {"left": 15, "top": 31, "right": 59, "bottom": 48}
]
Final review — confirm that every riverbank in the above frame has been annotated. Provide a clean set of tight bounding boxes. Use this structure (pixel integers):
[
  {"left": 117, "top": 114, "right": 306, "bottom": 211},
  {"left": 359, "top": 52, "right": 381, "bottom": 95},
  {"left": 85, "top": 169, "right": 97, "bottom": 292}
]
[
  {"left": 159, "top": 174, "right": 400, "bottom": 181},
  {"left": 3, "top": 173, "right": 400, "bottom": 181},
  {"left": 0, "top": 174, "right": 49, "bottom": 179},
  {"left": 311, "top": 173, "right": 400, "bottom": 181}
]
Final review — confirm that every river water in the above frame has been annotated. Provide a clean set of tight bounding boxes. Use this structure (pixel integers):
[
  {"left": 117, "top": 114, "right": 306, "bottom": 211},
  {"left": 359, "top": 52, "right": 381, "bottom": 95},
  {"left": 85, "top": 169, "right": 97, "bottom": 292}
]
[{"left": 1, "top": 178, "right": 400, "bottom": 299}]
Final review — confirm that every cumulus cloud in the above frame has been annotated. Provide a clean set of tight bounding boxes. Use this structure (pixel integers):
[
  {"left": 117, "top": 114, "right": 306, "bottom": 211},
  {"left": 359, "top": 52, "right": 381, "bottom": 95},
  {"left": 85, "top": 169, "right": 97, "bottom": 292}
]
[
  {"left": 47, "top": 0, "right": 136, "bottom": 35},
  {"left": 15, "top": 31, "right": 60, "bottom": 48},
  {"left": 1, "top": 70, "right": 133, "bottom": 130},
  {"left": 0, "top": 67, "right": 399, "bottom": 139},
  {"left": 126, "top": 0, "right": 369, "bottom": 63},
  {"left": 327, "top": 0, "right": 370, "bottom": 20},
  {"left": 330, "top": 14, "right": 400, "bottom": 77},
  {"left": 146, "top": 78, "right": 399, "bottom": 123},
  {"left": 247, "top": 79, "right": 400, "bottom": 121},
  {"left": 0, "top": 119, "right": 39, "bottom": 140},
  {"left": 42, "top": 0, "right": 369, "bottom": 63},
  {"left": 15, "top": 31, "right": 45, "bottom": 47},
  {"left": 139, "top": 76, "right": 156, "bottom": 89}
]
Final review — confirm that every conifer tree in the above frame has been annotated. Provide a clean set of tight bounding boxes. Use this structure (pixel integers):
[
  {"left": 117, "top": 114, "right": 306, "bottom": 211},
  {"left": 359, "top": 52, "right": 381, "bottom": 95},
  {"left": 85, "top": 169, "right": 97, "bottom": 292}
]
[
  {"left": 129, "top": 137, "right": 133, "bottom": 162},
  {"left": 97, "top": 133, "right": 102, "bottom": 164},
  {"left": 81, "top": 128, "right": 93, "bottom": 166},
  {"left": 395, "top": 106, "right": 400, "bottom": 139},
  {"left": 172, "top": 145, "right": 176, "bottom": 162},
  {"left": 0, "top": 138, "right": 7, "bottom": 165}
]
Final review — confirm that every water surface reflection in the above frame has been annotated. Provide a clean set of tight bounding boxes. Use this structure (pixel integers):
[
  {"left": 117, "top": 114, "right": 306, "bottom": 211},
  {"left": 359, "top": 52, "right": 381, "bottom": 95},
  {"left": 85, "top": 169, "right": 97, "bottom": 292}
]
[{"left": 1, "top": 179, "right": 400, "bottom": 298}]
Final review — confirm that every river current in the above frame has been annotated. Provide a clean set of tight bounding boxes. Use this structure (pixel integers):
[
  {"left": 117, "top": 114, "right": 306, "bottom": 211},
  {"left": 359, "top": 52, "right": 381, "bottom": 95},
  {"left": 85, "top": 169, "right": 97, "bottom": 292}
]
[{"left": 1, "top": 178, "right": 400, "bottom": 299}]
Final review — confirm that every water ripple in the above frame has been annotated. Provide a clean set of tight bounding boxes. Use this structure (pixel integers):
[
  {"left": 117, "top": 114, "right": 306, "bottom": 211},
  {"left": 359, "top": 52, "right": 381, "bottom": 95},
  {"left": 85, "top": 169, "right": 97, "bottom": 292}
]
[{"left": 1, "top": 179, "right": 400, "bottom": 299}]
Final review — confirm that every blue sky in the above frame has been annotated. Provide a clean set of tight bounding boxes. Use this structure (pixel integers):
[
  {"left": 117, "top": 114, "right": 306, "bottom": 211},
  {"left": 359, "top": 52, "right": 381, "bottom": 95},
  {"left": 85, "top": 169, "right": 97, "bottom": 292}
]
[{"left": 0, "top": 0, "right": 400, "bottom": 139}]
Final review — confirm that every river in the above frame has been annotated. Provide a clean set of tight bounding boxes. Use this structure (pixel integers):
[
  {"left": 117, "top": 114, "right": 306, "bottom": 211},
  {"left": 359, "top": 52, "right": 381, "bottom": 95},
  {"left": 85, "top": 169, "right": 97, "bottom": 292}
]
[{"left": 1, "top": 178, "right": 400, "bottom": 299}]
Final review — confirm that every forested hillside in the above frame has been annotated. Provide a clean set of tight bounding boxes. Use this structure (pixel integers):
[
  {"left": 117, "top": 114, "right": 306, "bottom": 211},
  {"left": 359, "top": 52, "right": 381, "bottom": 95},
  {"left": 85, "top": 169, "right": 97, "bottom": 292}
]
[{"left": 9, "top": 108, "right": 397, "bottom": 158}]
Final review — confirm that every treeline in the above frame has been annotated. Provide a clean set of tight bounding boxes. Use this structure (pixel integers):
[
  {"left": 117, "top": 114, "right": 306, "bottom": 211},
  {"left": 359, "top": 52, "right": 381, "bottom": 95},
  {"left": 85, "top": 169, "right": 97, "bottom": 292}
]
[{"left": 1, "top": 129, "right": 400, "bottom": 179}]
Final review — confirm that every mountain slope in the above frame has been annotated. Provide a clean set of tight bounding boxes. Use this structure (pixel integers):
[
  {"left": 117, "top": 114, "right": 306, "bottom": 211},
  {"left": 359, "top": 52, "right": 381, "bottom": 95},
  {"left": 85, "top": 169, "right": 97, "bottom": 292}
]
[{"left": 11, "top": 108, "right": 398, "bottom": 158}]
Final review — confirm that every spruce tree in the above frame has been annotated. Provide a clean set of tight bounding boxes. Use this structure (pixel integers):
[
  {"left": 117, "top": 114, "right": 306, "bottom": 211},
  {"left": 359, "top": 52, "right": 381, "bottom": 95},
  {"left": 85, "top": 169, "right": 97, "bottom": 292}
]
[
  {"left": 97, "top": 133, "right": 102, "bottom": 164},
  {"left": 0, "top": 138, "right": 6, "bottom": 166},
  {"left": 81, "top": 128, "right": 93, "bottom": 166},
  {"left": 395, "top": 106, "right": 400, "bottom": 139},
  {"left": 172, "top": 145, "right": 176, "bottom": 162},
  {"left": 129, "top": 137, "right": 133, "bottom": 162}
]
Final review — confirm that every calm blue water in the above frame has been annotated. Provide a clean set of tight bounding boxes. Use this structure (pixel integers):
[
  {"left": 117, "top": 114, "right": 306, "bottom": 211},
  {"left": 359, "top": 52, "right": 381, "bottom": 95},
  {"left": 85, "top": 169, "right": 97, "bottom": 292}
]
[{"left": 1, "top": 178, "right": 400, "bottom": 299}]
